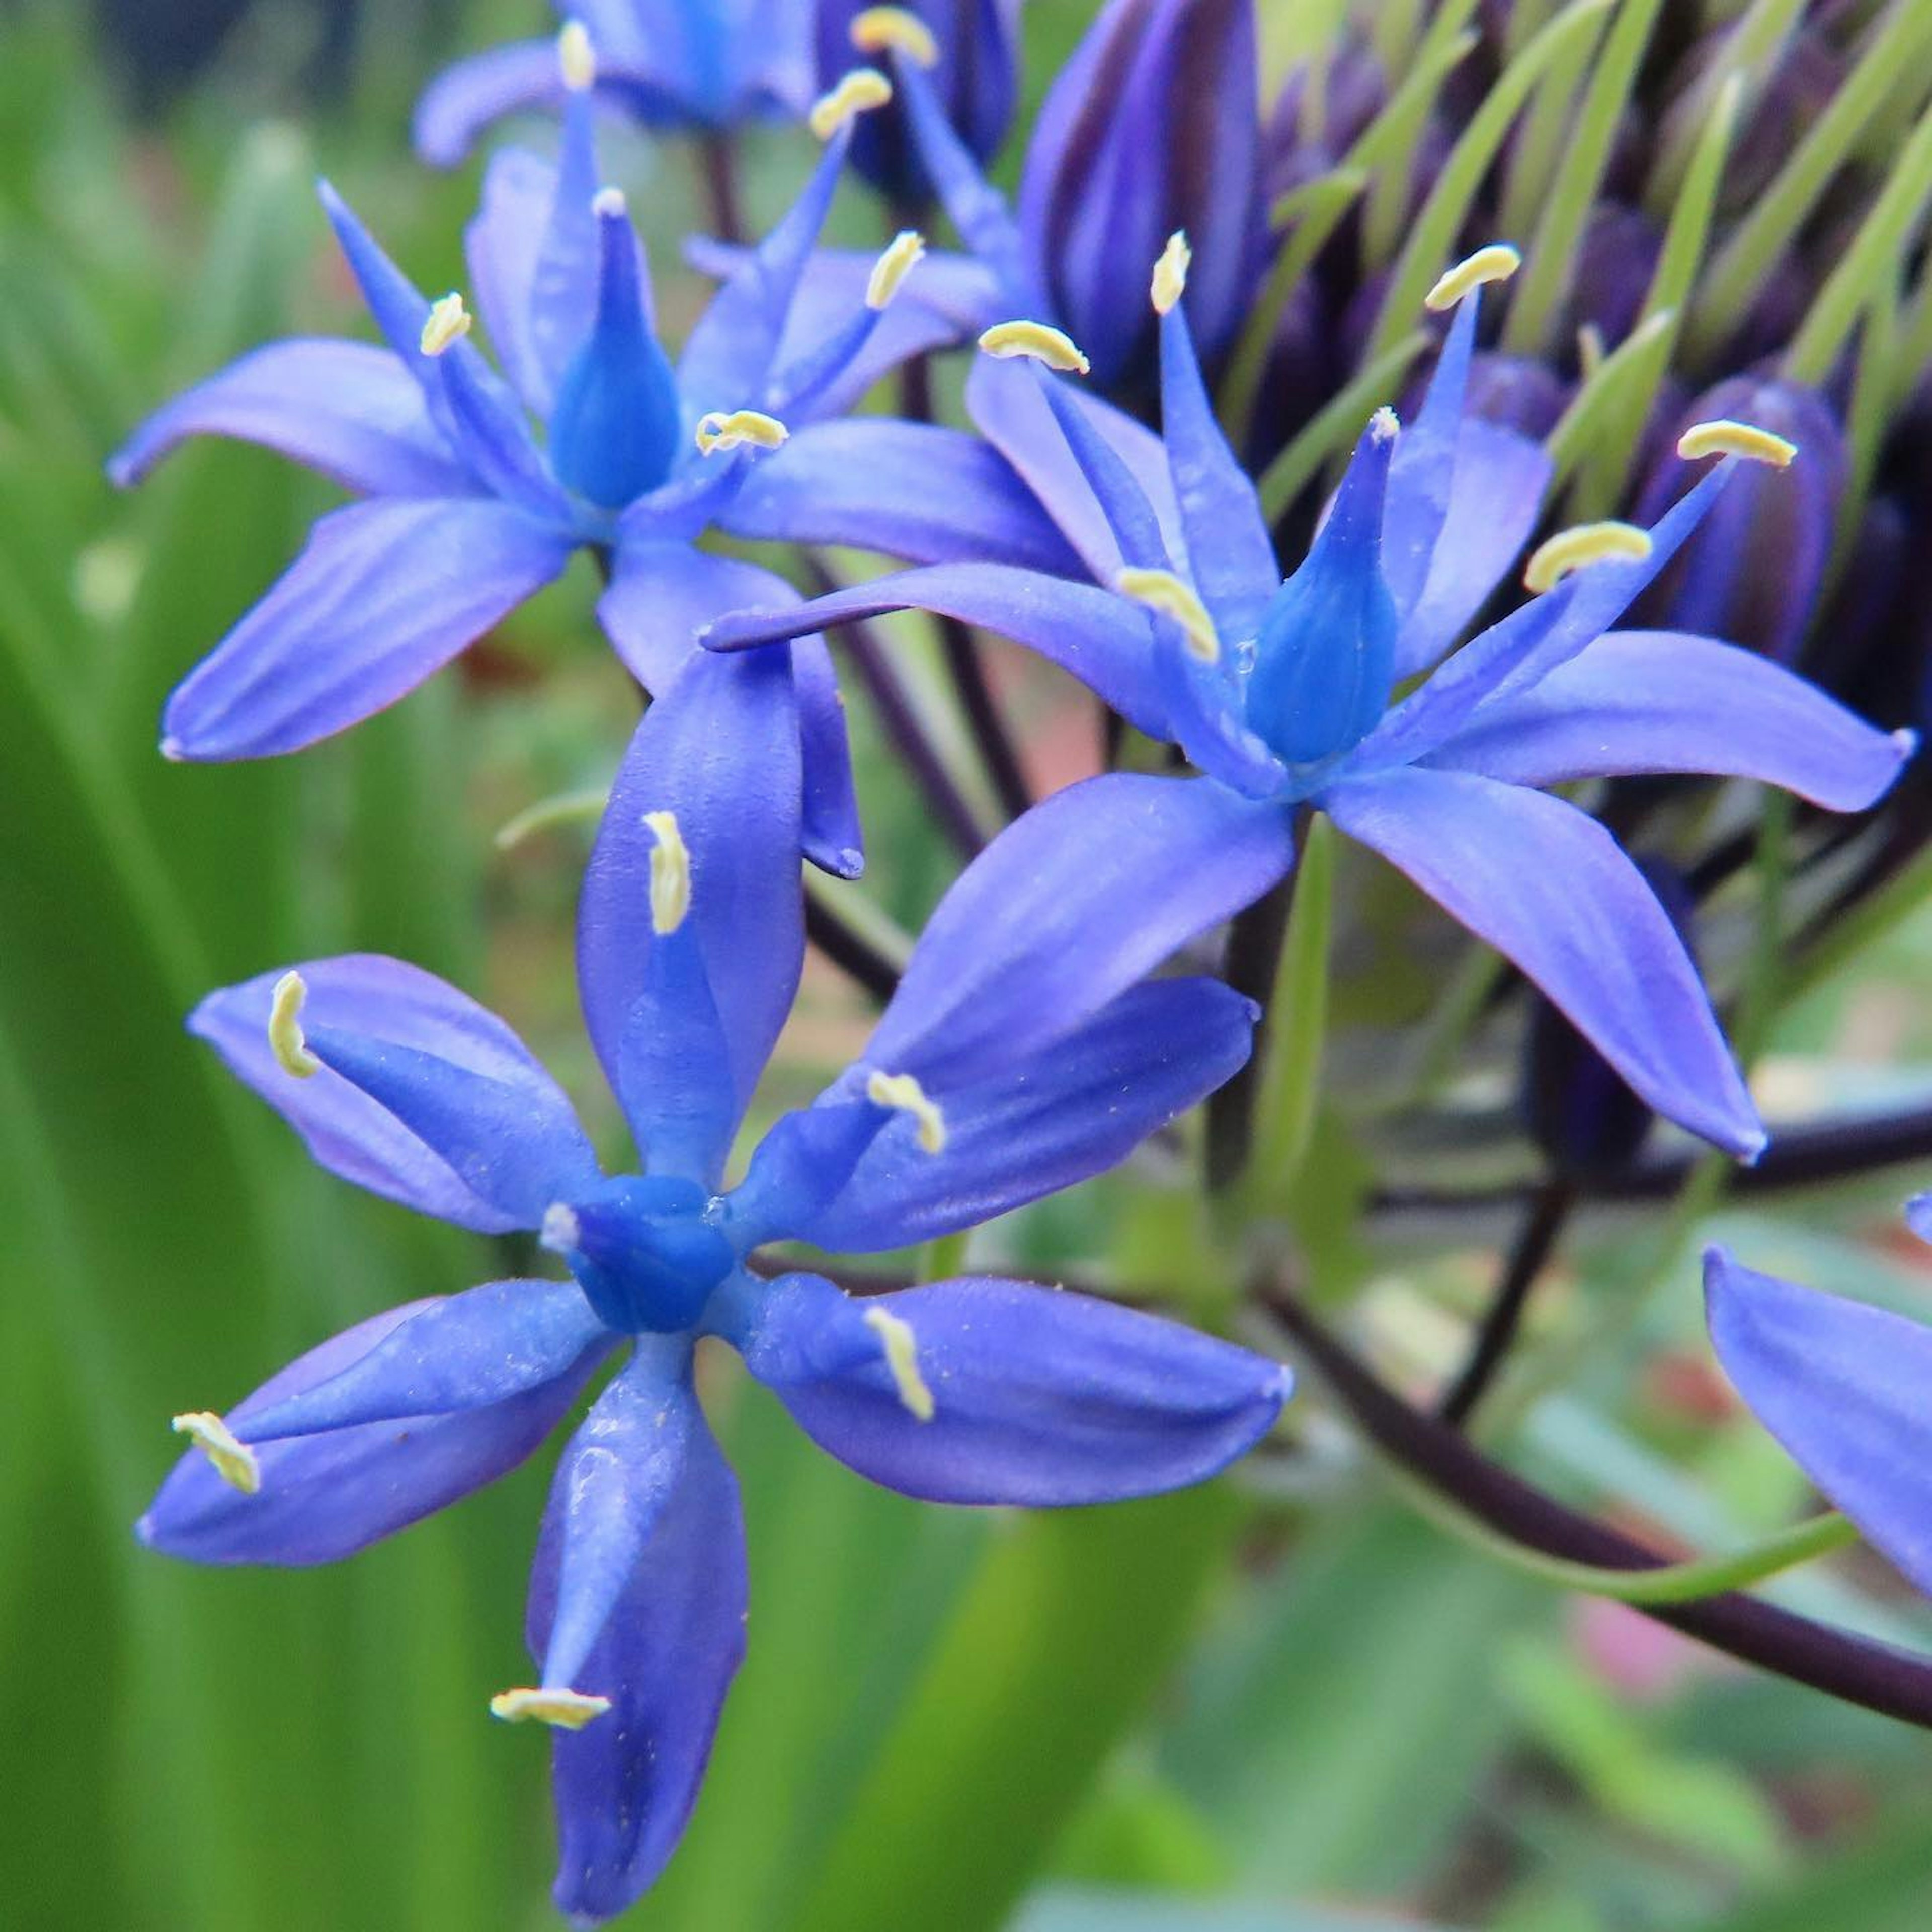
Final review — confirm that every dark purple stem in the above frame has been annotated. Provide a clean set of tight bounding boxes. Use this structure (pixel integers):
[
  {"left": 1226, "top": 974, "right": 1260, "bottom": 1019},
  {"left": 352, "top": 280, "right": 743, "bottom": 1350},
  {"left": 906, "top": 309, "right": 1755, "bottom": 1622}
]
[{"left": 698, "top": 132, "right": 746, "bottom": 245}]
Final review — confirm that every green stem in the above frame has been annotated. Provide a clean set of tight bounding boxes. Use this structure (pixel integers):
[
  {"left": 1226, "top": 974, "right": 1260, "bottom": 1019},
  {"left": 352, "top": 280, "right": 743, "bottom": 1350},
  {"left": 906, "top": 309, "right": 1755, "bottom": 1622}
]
[{"left": 1256, "top": 332, "right": 1429, "bottom": 523}]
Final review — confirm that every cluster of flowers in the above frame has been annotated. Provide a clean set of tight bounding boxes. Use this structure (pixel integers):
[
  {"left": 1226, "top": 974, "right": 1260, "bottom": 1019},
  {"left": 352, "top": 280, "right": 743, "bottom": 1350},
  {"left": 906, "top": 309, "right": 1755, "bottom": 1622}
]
[{"left": 115, "top": 0, "right": 1932, "bottom": 1921}]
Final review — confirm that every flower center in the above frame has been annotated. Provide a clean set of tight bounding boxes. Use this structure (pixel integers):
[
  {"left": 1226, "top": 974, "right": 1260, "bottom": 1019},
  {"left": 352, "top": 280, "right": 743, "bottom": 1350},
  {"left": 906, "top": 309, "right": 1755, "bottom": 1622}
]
[{"left": 542, "top": 1174, "right": 735, "bottom": 1334}]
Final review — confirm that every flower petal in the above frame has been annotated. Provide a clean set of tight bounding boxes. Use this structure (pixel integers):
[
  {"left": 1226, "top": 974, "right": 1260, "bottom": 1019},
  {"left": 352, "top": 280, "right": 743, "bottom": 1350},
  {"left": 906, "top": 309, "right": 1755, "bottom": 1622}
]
[
  {"left": 137, "top": 1285, "right": 608, "bottom": 1565},
  {"left": 796, "top": 978, "right": 1258, "bottom": 1252},
  {"left": 465, "top": 146, "right": 563, "bottom": 417},
  {"left": 732, "top": 1272, "right": 1290, "bottom": 1505},
  {"left": 161, "top": 496, "right": 574, "bottom": 761},
  {"left": 108, "top": 338, "right": 470, "bottom": 498},
  {"left": 579, "top": 647, "right": 803, "bottom": 1146},
  {"left": 534, "top": 1387, "right": 746, "bottom": 1923},
  {"left": 717, "top": 419, "right": 1083, "bottom": 575},
  {"left": 1322, "top": 767, "right": 1764, "bottom": 1158},
  {"left": 599, "top": 541, "right": 791, "bottom": 696},
  {"left": 413, "top": 39, "right": 566, "bottom": 167},
  {"left": 191, "top": 955, "right": 597, "bottom": 1233},
  {"left": 1423, "top": 630, "right": 1914, "bottom": 810},
  {"left": 792, "top": 632, "right": 864, "bottom": 881},
  {"left": 865, "top": 772, "right": 1293, "bottom": 1089},
  {"left": 1705, "top": 1248, "right": 1932, "bottom": 1598}
]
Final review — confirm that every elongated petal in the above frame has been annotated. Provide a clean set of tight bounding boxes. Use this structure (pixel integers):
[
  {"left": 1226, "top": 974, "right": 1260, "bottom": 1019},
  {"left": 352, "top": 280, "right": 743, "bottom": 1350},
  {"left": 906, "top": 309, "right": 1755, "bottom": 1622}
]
[
  {"left": 733, "top": 1272, "right": 1290, "bottom": 1505},
  {"left": 797, "top": 978, "right": 1257, "bottom": 1252},
  {"left": 792, "top": 632, "right": 864, "bottom": 880},
  {"left": 414, "top": 39, "right": 565, "bottom": 167},
  {"left": 706, "top": 562, "right": 1172, "bottom": 741},
  {"left": 684, "top": 236, "right": 1001, "bottom": 335},
  {"left": 162, "top": 497, "right": 574, "bottom": 761},
  {"left": 191, "top": 955, "right": 595, "bottom": 1234},
  {"left": 138, "top": 1289, "right": 608, "bottom": 1565},
  {"left": 598, "top": 540, "right": 793, "bottom": 696},
  {"left": 1705, "top": 1250, "right": 1932, "bottom": 1597},
  {"left": 717, "top": 419, "right": 1083, "bottom": 575},
  {"left": 109, "top": 338, "right": 469, "bottom": 498},
  {"left": 614, "top": 924, "right": 737, "bottom": 1186},
  {"left": 579, "top": 647, "right": 803, "bottom": 1144},
  {"left": 534, "top": 1390, "right": 746, "bottom": 1922},
  {"left": 1322, "top": 768, "right": 1764, "bottom": 1158},
  {"left": 466, "top": 146, "right": 561, "bottom": 417},
  {"left": 866, "top": 772, "right": 1293, "bottom": 1089},
  {"left": 1424, "top": 630, "right": 1914, "bottom": 809}
]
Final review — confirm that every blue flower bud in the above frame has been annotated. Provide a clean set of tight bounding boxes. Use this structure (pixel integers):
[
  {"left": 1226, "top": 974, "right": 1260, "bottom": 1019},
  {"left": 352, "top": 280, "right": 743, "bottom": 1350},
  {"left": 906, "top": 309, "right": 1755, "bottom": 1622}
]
[
  {"left": 1019, "top": 0, "right": 1264, "bottom": 390},
  {"left": 1244, "top": 413, "right": 1398, "bottom": 770},
  {"left": 817, "top": 1, "right": 1023, "bottom": 205},
  {"left": 547, "top": 189, "right": 682, "bottom": 509},
  {"left": 1629, "top": 375, "right": 1845, "bottom": 664},
  {"left": 543, "top": 1175, "right": 735, "bottom": 1334}
]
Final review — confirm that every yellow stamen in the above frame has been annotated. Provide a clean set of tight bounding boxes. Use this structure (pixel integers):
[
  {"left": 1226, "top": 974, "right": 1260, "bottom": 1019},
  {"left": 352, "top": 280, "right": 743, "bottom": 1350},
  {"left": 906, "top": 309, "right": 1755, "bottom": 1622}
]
[
  {"left": 694, "top": 409, "right": 790, "bottom": 456},
  {"left": 862, "top": 1307, "right": 936, "bottom": 1422},
  {"left": 268, "top": 970, "right": 321, "bottom": 1079},
  {"left": 642, "top": 810, "right": 690, "bottom": 935},
  {"left": 1523, "top": 520, "right": 1654, "bottom": 594},
  {"left": 557, "top": 19, "right": 596, "bottom": 91},
  {"left": 419, "top": 293, "right": 471, "bottom": 358},
  {"left": 171, "top": 1412, "right": 261, "bottom": 1495},
  {"left": 1116, "top": 567, "right": 1219, "bottom": 664},
  {"left": 1151, "top": 231, "right": 1191, "bottom": 316},
  {"left": 1423, "top": 242, "right": 1523, "bottom": 313},
  {"left": 489, "top": 1688, "right": 611, "bottom": 1730},
  {"left": 1677, "top": 418, "right": 1798, "bottom": 468},
  {"left": 867, "top": 230, "right": 926, "bottom": 310},
  {"left": 978, "top": 319, "right": 1091, "bottom": 375},
  {"left": 809, "top": 68, "right": 893, "bottom": 140},
  {"left": 866, "top": 1069, "right": 946, "bottom": 1153},
  {"left": 850, "top": 6, "right": 939, "bottom": 65}
]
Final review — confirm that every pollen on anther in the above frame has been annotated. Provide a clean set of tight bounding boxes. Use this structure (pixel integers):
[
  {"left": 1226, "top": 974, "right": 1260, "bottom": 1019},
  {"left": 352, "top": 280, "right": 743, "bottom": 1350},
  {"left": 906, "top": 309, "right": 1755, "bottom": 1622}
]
[
  {"left": 591, "top": 186, "right": 626, "bottom": 221},
  {"left": 172, "top": 1412, "right": 261, "bottom": 1495},
  {"left": 694, "top": 409, "right": 790, "bottom": 456},
  {"left": 1523, "top": 521, "right": 1654, "bottom": 594},
  {"left": 1151, "top": 232, "right": 1191, "bottom": 315},
  {"left": 1677, "top": 419, "right": 1799, "bottom": 468},
  {"left": 1116, "top": 567, "right": 1219, "bottom": 664},
  {"left": 1424, "top": 243, "right": 1522, "bottom": 313},
  {"left": 557, "top": 19, "right": 596, "bottom": 92},
  {"left": 850, "top": 6, "right": 939, "bottom": 65},
  {"left": 866, "top": 1069, "right": 946, "bottom": 1153},
  {"left": 1368, "top": 405, "right": 1400, "bottom": 445},
  {"left": 809, "top": 67, "right": 893, "bottom": 140},
  {"left": 419, "top": 293, "right": 471, "bottom": 357},
  {"left": 978, "top": 320, "right": 1091, "bottom": 375},
  {"left": 867, "top": 230, "right": 926, "bottom": 310},
  {"left": 642, "top": 810, "right": 692, "bottom": 934},
  {"left": 862, "top": 1307, "right": 937, "bottom": 1423},
  {"left": 490, "top": 1687, "right": 611, "bottom": 1730},
  {"left": 268, "top": 970, "right": 321, "bottom": 1079}
]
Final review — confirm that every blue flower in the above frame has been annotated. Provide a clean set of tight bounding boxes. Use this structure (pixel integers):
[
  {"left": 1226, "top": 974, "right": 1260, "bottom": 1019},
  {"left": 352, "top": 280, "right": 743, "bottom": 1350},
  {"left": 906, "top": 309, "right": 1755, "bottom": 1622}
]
[
  {"left": 414, "top": 3, "right": 813, "bottom": 166},
  {"left": 1705, "top": 1230, "right": 1932, "bottom": 1602},
  {"left": 707, "top": 245, "right": 1915, "bottom": 1158},
  {"left": 110, "top": 35, "right": 1072, "bottom": 861},
  {"left": 138, "top": 650, "right": 1290, "bottom": 1923}
]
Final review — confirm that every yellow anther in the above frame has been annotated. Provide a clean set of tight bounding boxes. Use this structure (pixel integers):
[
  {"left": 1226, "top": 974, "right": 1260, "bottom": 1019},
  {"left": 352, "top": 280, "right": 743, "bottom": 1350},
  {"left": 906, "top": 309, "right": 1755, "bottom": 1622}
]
[
  {"left": 557, "top": 19, "right": 596, "bottom": 91},
  {"left": 1424, "top": 242, "right": 1523, "bottom": 313},
  {"left": 1367, "top": 404, "right": 1400, "bottom": 444},
  {"left": 1116, "top": 567, "right": 1220, "bottom": 664},
  {"left": 171, "top": 1412, "right": 261, "bottom": 1495},
  {"left": 1523, "top": 520, "right": 1654, "bottom": 594},
  {"left": 642, "top": 810, "right": 690, "bottom": 935},
  {"left": 867, "top": 230, "right": 926, "bottom": 310},
  {"left": 694, "top": 409, "right": 790, "bottom": 456},
  {"left": 489, "top": 1688, "right": 611, "bottom": 1730},
  {"left": 268, "top": 970, "right": 321, "bottom": 1079},
  {"left": 1677, "top": 418, "right": 1798, "bottom": 468},
  {"left": 419, "top": 293, "right": 471, "bottom": 357},
  {"left": 978, "top": 319, "right": 1091, "bottom": 375},
  {"left": 866, "top": 1069, "right": 946, "bottom": 1154},
  {"left": 850, "top": 6, "right": 939, "bottom": 64},
  {"left": 862, "top": 1307, "right": 936, "bottom": 1422},
  {"left": 809, "top": 68, "right": 894, "bottom": 139},
  {"left": 1151, "top": 231, "right": 1192, "bottom": 315}
]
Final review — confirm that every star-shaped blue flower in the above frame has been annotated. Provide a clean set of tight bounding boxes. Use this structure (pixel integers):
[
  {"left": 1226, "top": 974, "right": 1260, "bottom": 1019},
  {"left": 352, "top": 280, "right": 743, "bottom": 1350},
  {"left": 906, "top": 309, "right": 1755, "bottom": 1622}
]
[
  {"left": 111, "top": 37, "right": 1072, "bottom": 879},
  {"left": 707, "top": 245, "right": 1915, "bottom": 1158},
  {"left": 138, "top": 647, "right": 1290, "bottom": 1923}
]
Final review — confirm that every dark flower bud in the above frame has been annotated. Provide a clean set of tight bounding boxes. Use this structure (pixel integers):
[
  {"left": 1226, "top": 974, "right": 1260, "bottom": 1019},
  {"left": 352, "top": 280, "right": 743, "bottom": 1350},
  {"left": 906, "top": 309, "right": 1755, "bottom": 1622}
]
[
  {"left": 1568, "top": 203, "right": 1663, "bottom": 357},
  {"left": 1262, "top": 37, "right": 1387, "bottom": 201},
  {"left": 1019, "top": 0, "right": 1264, "bottom": 390},
  {"left": 816, "top": 1, "right": 1023, "bottom": 206},
  {"left": 1627, "top": 375, "right": 1845, "bottom": 664},
  {"left": 1463, "top": 353, "right": 1570, "bottom": 440}
]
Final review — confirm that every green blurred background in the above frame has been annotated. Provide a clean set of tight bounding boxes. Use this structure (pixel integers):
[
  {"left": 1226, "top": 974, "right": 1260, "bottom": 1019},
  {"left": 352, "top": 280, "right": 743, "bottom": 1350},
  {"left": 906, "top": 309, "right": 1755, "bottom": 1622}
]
[{"left": 7, "top": 2, "right": 1932, "bottom": 1927}]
